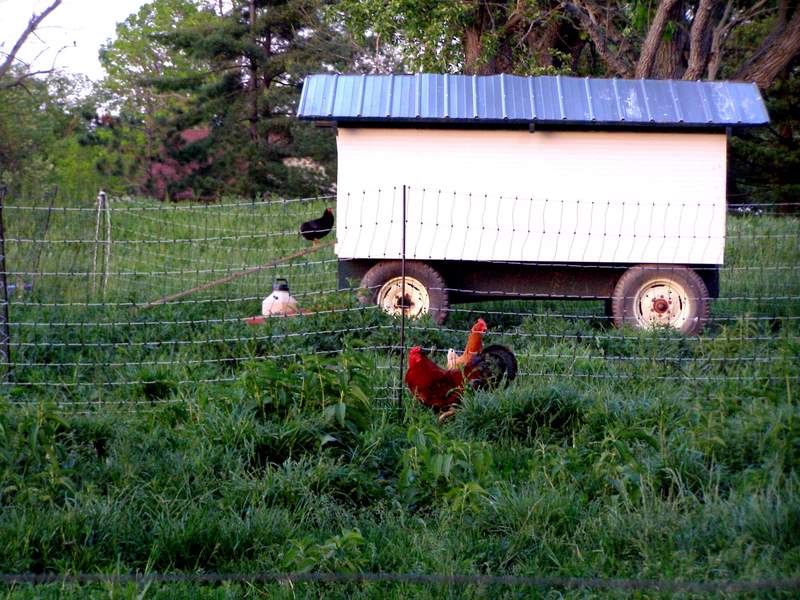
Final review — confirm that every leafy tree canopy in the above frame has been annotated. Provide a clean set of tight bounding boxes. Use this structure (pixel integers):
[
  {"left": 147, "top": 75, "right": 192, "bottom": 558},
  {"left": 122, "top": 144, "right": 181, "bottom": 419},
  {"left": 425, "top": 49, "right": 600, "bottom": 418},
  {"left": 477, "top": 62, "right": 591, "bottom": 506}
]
[
  {"left": 2, "top": 0, "right": 798, "bottom": 205},
  {"left": 333, "top": 0, "right": 800, "bottom": 85}
]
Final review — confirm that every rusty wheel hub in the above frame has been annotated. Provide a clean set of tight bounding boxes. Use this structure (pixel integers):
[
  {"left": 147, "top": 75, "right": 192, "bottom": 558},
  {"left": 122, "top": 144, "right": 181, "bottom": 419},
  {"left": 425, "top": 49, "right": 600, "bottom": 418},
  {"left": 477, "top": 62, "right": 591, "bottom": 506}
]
[
  {"left": 634, "top": 280, "right": 690, "bottom": 329},
  {"left": 376, "top": 276, "right": 430, "bottom": 319},
  {"left": 652, "top": 297, "right": 671, "bottom": 315}
]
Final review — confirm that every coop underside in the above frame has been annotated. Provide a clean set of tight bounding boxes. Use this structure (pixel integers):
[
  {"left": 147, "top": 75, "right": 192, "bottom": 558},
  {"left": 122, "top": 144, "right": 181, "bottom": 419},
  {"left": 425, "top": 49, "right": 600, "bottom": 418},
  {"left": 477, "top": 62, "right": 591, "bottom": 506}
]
[{"left": 338, "top": 259, "right": 721, "bottom": 301}]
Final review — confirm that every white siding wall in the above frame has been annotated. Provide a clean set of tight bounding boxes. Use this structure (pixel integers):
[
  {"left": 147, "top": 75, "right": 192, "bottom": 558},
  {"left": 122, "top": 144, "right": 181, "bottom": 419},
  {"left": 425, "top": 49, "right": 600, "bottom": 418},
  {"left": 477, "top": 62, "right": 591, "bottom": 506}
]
[{"left": 335, "top": 128, "right": 727, "bottom": 265}]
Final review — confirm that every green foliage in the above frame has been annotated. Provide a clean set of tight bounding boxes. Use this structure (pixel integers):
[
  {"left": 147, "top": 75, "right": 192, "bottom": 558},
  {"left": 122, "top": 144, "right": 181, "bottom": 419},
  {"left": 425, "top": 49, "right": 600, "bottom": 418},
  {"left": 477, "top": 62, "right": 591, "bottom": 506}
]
[
  {"left": 0, "top": 72, "right": 115, "bottom": 196},
  {"left": 456, "top": 384, "right": 587, "bottom": 443},
  {"left": 0, "top": 405, "right": 74, "bottom": 507},
  {"left": 399, "top": 424, "right": 493, "bottom": 511},
  {"left": 730, "top": 71, "right": 800, "bottom": 209},
  {"left": 332, "top": 0, "right": 515, "bottom": 74},
  {"left": 100, "top": 0, "right": 212, "bottom": 99},
  {"left": 0, "top": 73, "right": 57, "bottom": 190},
  {"left": 2, "top": 1, "right": 350, "bottom": 201},
  {"left": 283, "top": 528, "right": 370, "bottom": 572},
  {"left": 1, "top": 317, "right": 797, "bottom": 595},
  {"left": 98, "top": 0, "right": 218, "bottom": 192},
  {"left": 239, "top": 350, "right": 375, "bottom": 447}
]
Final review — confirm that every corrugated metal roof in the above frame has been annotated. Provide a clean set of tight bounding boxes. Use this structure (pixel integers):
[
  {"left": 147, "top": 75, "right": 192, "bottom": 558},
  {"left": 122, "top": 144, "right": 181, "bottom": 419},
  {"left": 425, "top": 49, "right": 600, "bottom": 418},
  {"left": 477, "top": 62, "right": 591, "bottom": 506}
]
[{"left": 297, "top": 73, "right": 769, "bottom": 128}]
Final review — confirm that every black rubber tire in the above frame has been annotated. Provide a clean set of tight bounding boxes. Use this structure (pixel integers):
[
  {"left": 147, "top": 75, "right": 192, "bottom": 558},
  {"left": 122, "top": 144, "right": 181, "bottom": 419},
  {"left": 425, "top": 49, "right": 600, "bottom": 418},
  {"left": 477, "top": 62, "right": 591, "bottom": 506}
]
[
  {"left": 359, "top": 260, "right": 449, "bottom": 325},
  {"left": 603, "top": 298, "right": 614, "bottom": 323},
  {"left": 610, "top": 265, "right": 710, "bottom": 335}
]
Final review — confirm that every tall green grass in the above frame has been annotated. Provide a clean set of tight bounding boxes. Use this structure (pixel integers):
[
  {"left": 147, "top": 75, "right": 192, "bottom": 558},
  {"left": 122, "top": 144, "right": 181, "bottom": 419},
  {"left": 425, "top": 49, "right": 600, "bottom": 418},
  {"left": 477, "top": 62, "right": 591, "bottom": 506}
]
[
  {"left": 1, "top": 353, "right": 797, "bottom": 597},
  {"left": 0, "top": 195, "right": 798, "bottom": 597}
]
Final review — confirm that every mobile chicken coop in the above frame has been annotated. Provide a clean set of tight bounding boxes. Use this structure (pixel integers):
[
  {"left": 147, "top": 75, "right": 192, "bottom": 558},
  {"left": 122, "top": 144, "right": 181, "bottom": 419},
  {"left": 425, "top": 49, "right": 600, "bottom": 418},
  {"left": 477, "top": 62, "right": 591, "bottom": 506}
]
[{"left": 297, "top": 73, "right": 769, "bottom": 334}]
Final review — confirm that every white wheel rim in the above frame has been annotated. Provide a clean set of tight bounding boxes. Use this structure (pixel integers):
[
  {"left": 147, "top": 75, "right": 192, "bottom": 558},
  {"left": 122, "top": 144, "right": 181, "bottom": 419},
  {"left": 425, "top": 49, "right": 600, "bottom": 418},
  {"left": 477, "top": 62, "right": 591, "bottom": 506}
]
[
  {"left": 633, "top": 279, "right": 690, "bottom": 329},
  {"left": 376, "top": 276, "right": 430, "bottom": 319}
]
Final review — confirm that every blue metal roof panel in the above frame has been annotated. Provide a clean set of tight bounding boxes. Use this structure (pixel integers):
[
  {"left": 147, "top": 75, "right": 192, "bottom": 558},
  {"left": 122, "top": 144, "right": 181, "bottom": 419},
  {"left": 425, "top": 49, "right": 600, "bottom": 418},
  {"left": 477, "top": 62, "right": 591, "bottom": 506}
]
[
  {"left": 422, "top": 73, "right": 445, "bottom": 119},
  {"left": 561, "top": 76, "right": 592, "bottom": 121},
  {"left": 361, "top": 74, "right": 387, "bottom": 117},
  {"left": 672, "top": 80, "right": 706, "bottom": 122},
  {"left": 734, "top": 82, "right": 770, "bottom": 122},
  {"left": 505, "top": 75, "right": 531, "bottom": 119},
  {"left": 646, "top": 80, "right": 678, "bottom": 122},
  {"left": 588, "top": 78, "right": 619, "bottom": 121},
  {"left": 478, "top": 76, "right": 501, "bottom": 119},
  {"left": 331, "top": 75, "right": 359, "bottom": 117},
  {"left": 297, "top": 74, "right": 769, "bottom": 127},
  {"left": 533, "top": 76, "right": 559, "bottom": 121},
  {"left": 614, "top": 79, "right": 645, "bottom": 121}
]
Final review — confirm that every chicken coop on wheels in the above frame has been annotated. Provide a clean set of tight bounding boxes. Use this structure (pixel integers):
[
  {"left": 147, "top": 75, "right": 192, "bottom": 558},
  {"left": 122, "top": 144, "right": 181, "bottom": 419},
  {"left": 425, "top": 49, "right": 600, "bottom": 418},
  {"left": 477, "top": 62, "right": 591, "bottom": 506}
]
[{"left": 297, "top": 73, "right": 769, "bottom": 334}]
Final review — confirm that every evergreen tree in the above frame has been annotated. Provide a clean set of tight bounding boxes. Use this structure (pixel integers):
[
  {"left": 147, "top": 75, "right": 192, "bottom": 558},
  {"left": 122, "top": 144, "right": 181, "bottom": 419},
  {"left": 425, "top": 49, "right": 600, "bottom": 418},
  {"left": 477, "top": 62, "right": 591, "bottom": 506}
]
[{"left": 151, "top": 0, "right": 353, "bottom": 198}]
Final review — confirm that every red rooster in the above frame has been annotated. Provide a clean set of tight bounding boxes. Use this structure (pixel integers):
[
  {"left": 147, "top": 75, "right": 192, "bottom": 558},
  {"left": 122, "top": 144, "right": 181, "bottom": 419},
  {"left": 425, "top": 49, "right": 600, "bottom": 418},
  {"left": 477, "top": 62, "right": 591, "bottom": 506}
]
[
  {"left": 447, "top": 318, "right": 487, "bottom": 369},
  {"left": 405, "top": 346, "right": 474, "bottom": 417},
  {"left": 405, "top": 320, "right": 517, "bottom": 422}
]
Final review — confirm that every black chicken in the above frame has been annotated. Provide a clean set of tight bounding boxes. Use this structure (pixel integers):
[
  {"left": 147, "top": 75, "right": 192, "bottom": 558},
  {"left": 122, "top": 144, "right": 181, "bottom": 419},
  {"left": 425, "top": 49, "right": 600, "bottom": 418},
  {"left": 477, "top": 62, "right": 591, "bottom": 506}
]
[
  {"left": 470, "top": 345, "right": 518, "bottom": 390},
  {"left": 299, "top": 208, "right": 334, "bottom": 245}
]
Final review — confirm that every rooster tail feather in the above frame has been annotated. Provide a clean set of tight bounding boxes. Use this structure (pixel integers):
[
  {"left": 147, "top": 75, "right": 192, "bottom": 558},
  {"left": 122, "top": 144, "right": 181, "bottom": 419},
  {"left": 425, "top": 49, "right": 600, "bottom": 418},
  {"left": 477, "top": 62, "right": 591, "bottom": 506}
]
[
  {"left": 470, "top": 345, "right": 518, "bottom": 390},
  {"left": 446, "top": 349, "right": 457, "bottom": 369}
]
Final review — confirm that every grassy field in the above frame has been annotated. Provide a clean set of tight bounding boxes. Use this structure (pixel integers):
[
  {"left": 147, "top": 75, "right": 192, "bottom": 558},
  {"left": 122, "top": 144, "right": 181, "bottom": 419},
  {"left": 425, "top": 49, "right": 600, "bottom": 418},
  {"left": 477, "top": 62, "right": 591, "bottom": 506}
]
[{"left": 0, "top": 195, "right": 798, "bottom": 597}]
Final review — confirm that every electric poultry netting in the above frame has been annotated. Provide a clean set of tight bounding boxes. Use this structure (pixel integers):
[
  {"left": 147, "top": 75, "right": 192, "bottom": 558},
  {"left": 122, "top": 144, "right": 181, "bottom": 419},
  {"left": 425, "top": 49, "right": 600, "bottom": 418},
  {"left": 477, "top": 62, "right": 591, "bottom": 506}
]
[{"left": 0, "top": 189, "right": 798, "bottom": 413}]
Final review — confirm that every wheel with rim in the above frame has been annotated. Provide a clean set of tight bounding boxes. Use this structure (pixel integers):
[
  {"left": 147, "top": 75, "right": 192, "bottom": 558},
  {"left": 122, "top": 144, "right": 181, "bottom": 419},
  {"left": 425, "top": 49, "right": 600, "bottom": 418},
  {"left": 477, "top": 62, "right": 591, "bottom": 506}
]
[
  {"left": 359, "top": 261, "right": 449, "bottom": 325},
  {"left": 610, "top": 265, "right": 709, "bottom": 335}
]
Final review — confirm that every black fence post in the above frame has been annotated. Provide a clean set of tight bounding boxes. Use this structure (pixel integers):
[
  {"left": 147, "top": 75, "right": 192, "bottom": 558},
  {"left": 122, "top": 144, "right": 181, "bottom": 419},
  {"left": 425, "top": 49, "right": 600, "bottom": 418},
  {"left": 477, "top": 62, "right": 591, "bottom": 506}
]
[
  {"left": 397, "top": 184, "right": 407, "bottom": 408},
  {"left": 0, "top": 184, "right": 10, "bottom": 382}
]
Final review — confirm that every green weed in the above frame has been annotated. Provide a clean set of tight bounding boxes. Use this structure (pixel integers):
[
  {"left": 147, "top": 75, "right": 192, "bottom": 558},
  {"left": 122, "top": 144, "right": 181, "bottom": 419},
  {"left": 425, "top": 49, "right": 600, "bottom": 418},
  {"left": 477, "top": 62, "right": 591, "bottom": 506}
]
[{"left": 0, "top": 198, "right": 797, "bottom": 597}]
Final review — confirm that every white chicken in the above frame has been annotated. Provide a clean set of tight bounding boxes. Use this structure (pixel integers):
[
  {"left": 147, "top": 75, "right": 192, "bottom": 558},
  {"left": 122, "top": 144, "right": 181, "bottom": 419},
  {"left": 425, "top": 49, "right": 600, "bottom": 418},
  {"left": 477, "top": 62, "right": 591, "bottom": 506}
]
[{"left": 261, "top": 278, "right": 299, "bottom": 316}]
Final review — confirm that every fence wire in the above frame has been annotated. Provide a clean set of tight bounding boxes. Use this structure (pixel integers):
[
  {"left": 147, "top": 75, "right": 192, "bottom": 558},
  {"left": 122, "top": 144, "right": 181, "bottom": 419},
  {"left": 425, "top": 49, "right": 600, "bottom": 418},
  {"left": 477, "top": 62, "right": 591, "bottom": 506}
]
[
  {"left": 1, "top": 570, "right": 798, "bottom": 593},
  {"left": 0, "top": 190, "right": 797, "bottom": 412}
]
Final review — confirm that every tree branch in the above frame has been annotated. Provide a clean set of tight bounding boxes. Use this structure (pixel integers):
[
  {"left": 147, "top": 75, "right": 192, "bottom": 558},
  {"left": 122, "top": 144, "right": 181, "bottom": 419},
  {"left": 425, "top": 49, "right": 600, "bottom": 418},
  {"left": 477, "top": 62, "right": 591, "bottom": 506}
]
[
  {"left": 635, "top": 0, "right": 681, "bottom": 78},
  {"left": 502, "top": 0, "right": 527, "bottom": 35},
  {"left": 560, "top": 0, "right": 635, "bottom": 77},
  {"left": 734, "top": 4, "right": 800, "bottom": 87},
  {"left": 0, "top": 69, "right": 55, "bottom": 89},
  {"left": 684, "top": 0, "right": 719, "bottom": 79},
  {"left": 706, "top": 0, "right": 769, "bottom": 79},
  {"left": 0, "top": 0, "right": 63, "bottom": 81}
]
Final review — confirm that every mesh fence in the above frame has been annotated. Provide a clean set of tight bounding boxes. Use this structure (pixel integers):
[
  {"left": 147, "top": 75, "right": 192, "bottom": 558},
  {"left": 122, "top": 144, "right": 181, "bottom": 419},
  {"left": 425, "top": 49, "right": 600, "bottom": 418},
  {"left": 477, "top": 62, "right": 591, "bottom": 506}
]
[{"left": 0, "top": 189, "right": 798, "bottom": 412}]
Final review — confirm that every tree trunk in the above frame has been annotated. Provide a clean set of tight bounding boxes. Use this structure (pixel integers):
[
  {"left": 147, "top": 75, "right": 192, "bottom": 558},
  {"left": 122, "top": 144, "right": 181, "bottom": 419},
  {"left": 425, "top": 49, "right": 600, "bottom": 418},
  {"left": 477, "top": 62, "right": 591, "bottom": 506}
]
[
  {"left": 684, "top": 0, "right": 718, "bottom": 79},
  {"left": 705, "top": 0, "right": 735, "bottom": 80},
  {"left": 560, "top": 1, "right": 635, "bottom": 77},
  {"left": 145, "top": 94, "right": 155, "bottom": 161},
  {"left": 706, "top": 35, "right": 724, "bottom": 80},
  {"left": 261, "top": 29, "right": 272, "bottom": 121},
  {"left": 652, "top": 0, "right": 688, "bottom": 78},
  {"left": 464, "top": 26, "right": 484, "bottom": 74},
  {"left": 734, "top": 6, "right": 800, "bottom": 88},
  {"left": 528, "top": 18, "right": 562, "bottom": 68},
  {"left": 635, "top": 0, "right": 681, "bottom": 78},
  {"left": 248, "top": 0, "right": 259, "bottom": 142}
]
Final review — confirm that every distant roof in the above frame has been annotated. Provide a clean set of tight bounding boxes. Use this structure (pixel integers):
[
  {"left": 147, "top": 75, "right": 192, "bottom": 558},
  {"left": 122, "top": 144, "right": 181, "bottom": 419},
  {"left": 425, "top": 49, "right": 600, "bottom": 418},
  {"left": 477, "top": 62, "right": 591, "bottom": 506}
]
[{"left": 297, "top": 73, "right": 769, "bottom": 129}]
